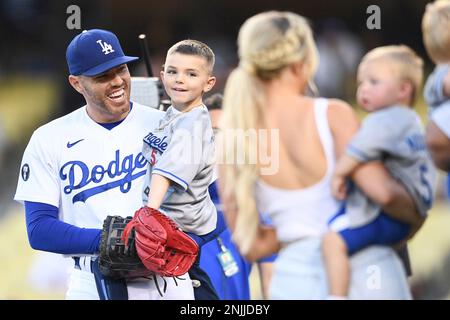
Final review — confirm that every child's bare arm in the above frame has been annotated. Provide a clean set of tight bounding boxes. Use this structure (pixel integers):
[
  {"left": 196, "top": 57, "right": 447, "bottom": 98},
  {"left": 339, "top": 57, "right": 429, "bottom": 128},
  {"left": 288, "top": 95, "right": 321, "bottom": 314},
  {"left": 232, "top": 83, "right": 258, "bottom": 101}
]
[
  {"left": 352, "top": 162, "right": 423, "bottom": 227},
  {"left": 332, "top": 154, "right": 361, "bottom": 200},
  {"left": 257, "top": 261, "right": 274, "bottom": 300},
  {"left": 147, "top": 174, "right": 171, "bottom": 209},
  {"left": 335, "top": 154, "right": 361, "bottom": 177},
  {"left": 244, "top": 225, "right": 280, "bottom": 262}
]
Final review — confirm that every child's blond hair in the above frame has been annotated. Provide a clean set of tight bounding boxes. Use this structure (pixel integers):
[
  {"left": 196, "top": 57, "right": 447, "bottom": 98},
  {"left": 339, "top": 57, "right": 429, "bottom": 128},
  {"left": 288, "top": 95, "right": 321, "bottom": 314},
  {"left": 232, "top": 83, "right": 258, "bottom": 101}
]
[
  {"left": 422, "top": 0, "right": 450, "bottom": 63},
  {"left": 359, "top": 45, "right": 424, "bottom": 105},
  {"left": 166, "top": 39, "right": 215, "bottom": 73}
]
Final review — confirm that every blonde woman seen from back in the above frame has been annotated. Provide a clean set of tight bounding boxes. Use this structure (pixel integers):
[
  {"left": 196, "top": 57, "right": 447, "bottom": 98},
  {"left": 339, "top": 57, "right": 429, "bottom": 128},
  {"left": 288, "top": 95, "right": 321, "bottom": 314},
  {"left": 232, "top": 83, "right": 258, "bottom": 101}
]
[{"left": 218, "top": 11, "right": 422, "bottom": 299}]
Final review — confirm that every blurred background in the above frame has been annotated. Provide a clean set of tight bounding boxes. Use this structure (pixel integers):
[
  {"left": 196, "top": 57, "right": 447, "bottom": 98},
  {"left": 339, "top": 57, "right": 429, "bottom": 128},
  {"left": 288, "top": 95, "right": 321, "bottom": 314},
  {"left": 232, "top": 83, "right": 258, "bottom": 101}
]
[{"left": 0, "top": 0, "right": 449, "bottom": 299}]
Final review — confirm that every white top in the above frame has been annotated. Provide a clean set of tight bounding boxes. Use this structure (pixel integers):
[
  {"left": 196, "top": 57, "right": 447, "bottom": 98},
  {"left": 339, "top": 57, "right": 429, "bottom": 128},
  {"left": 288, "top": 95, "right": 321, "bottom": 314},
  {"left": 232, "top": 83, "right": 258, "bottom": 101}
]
[
  {"left": 14, "top": 102, "right": 164, "bottom": 230},
  {"left": 255, "top": 98, "right": 342, "bottom": 243}
]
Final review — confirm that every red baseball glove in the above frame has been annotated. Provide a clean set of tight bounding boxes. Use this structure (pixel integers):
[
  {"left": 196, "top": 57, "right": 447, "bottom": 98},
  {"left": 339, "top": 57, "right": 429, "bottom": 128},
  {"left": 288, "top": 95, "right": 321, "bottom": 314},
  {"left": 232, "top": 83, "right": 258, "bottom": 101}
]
[{"left": 121, "top": 207, "right": 199, "bottom": 277}]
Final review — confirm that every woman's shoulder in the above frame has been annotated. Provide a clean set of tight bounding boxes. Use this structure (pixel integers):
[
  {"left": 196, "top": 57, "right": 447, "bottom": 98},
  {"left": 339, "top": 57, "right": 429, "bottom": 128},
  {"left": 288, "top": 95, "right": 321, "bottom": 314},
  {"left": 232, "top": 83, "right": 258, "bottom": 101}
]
[
  {"left": 289, "top": 97, "right": 357, "bottom": 125},
  {"left": 325, "top": 98, "right": 358, "bottom": 122},
  {"left": 323, "top": 98, "right": 360, "bottom": 137},
  {"left": 326, "top": 98, "right": 355, "bottom": 114}
]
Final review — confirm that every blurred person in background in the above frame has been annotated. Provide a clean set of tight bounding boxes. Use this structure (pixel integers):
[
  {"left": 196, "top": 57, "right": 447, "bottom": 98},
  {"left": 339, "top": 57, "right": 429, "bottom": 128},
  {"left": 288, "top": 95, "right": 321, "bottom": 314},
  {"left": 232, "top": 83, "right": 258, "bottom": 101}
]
[
  {"left": 422, "top": 0, "right": 450, "bottom": 172},
  {"left": 314, "top": 19, "right": 364, "bottom": 101},
  {"left": 200, "top": 93, "right": 276, "bottom": 300}
]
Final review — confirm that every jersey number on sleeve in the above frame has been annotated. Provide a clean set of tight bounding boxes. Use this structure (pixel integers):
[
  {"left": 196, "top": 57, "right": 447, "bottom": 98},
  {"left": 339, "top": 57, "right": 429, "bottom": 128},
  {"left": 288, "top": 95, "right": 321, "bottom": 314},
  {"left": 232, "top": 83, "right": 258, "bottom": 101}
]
[{"left": 419, "top": 164, "right": 433, "bottom": 208}]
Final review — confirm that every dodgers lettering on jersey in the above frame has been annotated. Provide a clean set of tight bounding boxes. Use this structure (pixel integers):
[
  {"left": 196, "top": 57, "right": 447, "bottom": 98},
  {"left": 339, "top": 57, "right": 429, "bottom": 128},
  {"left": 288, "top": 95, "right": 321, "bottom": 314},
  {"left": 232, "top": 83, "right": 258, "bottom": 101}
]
[
  {"left": 143, "top": 132, "right": 168, "bottom": 153},
  {"left": 14, "top": 103, "right": 165, "bottom": 229},
  {"left": 405, "top": 134, "right": 427, "bottom": 153},
  {"left": 60, "top": 150, "right": 147, "bottom": 203}
]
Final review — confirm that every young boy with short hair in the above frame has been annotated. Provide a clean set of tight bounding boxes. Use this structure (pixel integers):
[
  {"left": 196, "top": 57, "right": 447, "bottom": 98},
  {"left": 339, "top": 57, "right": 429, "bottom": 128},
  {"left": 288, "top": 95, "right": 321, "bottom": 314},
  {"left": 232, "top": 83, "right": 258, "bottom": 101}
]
[{"left": 142, "top": 40, "right": 223, "bottom": 299}]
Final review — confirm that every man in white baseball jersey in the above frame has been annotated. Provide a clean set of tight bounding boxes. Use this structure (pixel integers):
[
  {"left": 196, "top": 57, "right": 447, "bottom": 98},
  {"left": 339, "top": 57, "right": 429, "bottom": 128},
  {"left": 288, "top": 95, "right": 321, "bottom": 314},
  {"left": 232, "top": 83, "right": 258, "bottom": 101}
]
[{"left": 14, "top": 29, "right": 194, "bottom": 300}]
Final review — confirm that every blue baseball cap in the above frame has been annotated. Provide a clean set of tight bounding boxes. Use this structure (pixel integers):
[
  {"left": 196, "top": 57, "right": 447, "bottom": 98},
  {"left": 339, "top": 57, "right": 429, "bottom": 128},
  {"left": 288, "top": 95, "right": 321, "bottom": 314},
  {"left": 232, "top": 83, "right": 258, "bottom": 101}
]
[{"left": 66, "top": 29, "right": 138, "bottom": 76}]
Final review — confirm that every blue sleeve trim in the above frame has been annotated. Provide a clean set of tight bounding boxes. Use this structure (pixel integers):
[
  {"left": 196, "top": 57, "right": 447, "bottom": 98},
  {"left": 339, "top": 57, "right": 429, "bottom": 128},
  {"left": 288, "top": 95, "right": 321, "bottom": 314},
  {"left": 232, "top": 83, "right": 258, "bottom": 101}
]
[
  {"left": 152, "top": 168, "right": 188, "bottom": 189},
  {"left": 208, "top": 181, "right": 220, "bottom": 205},
  {"left": 25, "top": 201, "right": 101, "bottom": 254},
  {"left": 346, "top": 145, "right": 378, "bottom": 162}
]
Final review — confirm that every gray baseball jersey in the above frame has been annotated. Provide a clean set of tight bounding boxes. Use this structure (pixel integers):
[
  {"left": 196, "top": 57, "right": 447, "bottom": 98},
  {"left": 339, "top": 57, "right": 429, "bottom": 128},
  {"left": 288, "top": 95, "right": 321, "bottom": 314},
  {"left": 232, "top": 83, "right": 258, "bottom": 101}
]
[
  {"left": 344, "top": 106, "right": 436, "bottom": 227},
  {"left": 142, "top": 104, "right": 217, "bottom": 235},
  {"left": 424, "top": 64, "right": 450, "bottom": 139},
  {"left": 430, "top": 103, "right": 450, "bottom": 138},
  {"left": 424, "top": 64, "right": 450, "bottom": 113}
]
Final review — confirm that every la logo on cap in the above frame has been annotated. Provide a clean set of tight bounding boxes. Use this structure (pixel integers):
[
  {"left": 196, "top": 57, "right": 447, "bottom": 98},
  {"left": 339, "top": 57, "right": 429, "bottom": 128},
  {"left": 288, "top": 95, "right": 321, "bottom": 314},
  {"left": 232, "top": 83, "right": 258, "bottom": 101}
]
[
  {"left": 66, "top": 29, "right": 138, "bottom": 76},
  {"left": 97, "top": 40, "right": 115, "bottom": 55}
]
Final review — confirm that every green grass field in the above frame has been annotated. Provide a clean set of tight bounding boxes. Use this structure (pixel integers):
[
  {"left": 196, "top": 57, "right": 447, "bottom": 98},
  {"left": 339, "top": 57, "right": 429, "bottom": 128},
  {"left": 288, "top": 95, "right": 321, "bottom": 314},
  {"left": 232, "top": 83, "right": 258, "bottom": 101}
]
[
  {"left": 0, "top": 205, "right": 65, "bottom": 299},
  {"left": 0, "top": 77, "right": 447, "bottom": 299},
  {"left": 1, "top": 201, "right": 449, "bottom": 300}
]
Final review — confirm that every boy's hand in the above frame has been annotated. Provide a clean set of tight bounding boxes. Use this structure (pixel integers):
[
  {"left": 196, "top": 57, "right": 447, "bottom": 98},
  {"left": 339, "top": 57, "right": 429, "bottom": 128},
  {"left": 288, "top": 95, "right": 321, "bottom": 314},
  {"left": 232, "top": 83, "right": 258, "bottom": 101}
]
[{"left": 331, "top": 174, "right": 347, "bottom": 200}]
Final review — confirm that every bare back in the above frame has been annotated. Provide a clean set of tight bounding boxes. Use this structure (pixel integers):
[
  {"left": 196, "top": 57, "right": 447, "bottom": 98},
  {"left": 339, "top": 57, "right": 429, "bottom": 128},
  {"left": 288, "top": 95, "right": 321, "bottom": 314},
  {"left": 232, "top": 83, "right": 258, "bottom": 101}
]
[
  {"left": 258, "top": 94, "right": 360, "bottom": 191},
  {"left": 259, "top": 96, "right": 329, "bottom": 189}
]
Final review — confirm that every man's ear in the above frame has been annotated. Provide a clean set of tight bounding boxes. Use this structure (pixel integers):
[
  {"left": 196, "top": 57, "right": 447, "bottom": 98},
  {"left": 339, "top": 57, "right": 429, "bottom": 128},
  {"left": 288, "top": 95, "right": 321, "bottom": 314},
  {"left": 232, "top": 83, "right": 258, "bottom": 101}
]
[
  {"left": 68, "top": 75, "right": 84, "bottom": 94},
  {"left": 204, "top": 76, "right": 216, "bottom": 93}
]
